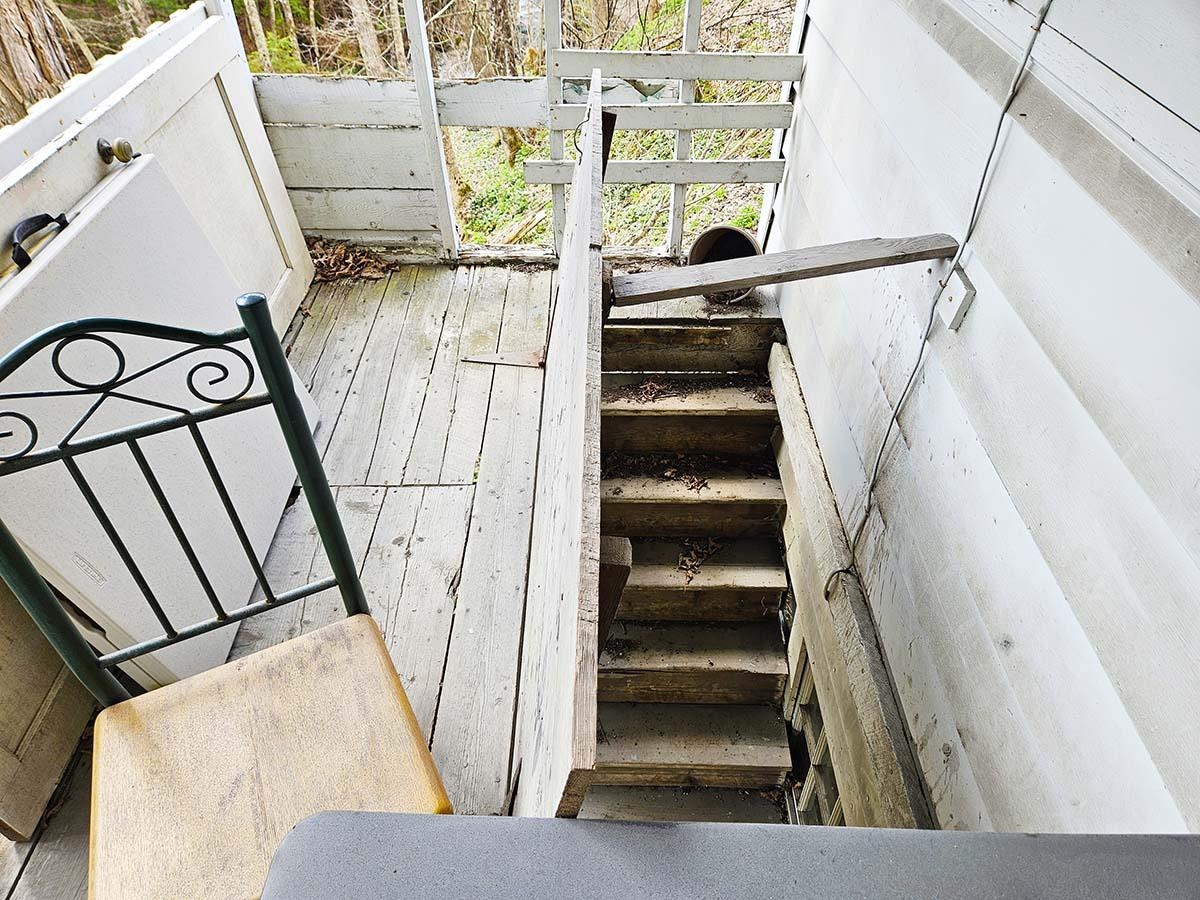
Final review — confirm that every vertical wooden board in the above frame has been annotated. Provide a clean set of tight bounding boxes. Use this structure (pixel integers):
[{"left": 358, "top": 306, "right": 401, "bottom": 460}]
[
  {"left": 363, "top": 267, "right": 458, "bottom": 485},
  {"left": 376, "top": 485, "right": 473, "bottom": 736},
  {"left": 9, "top": 753, "right": 90, "bottom": 900},
  {"left": 430, "top": 271, "right": 548, "bottom": 816},
  {"left": 770, "top": 344, "right": 932, "bottom": 828},
  {"left": 0, "top": 579, "right": 94, "bottom": 842},
  {"left": 402, "top": 268, "right": 478, "bottom": 485},
  {"left": 284, "top": 281, "right": 352, "bottom": 389},
  {"left": 321, "top": 268, "right": 419, "bottom": 482},
  {"left": 300, "top": 486, "right": 385, "bottom": 634},
  {"left": 229, "top": 495, "right": 319, "bottom": 660},
  {"left": 437, "top": 269, "right": 513, "bottom": 483},
  {"left": 514, "top": 74, "right": 604, "bottom": 818},
  {"left": 308, "top": 277, "right": 390, "bottom": 457}
]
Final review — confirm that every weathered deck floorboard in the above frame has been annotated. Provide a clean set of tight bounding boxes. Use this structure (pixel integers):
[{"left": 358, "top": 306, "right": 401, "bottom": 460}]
[{"left": 2, "top": 265, "right": 553, "bottom": 895}]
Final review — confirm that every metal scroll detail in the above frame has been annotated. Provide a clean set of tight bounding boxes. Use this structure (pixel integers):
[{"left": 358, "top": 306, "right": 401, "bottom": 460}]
[{"left": 0, "top": 324, "right": 256, "bottom": 463}]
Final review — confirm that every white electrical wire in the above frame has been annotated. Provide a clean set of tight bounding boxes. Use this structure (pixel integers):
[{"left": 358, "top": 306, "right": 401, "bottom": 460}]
[{"left": 825, "top": 0, "right": 1056, "bottom": 597}]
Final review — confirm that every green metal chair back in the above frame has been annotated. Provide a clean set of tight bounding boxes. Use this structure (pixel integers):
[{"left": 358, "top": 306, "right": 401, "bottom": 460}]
[{"left": 0, "top": 293, "right": 368, "bottom": 707}]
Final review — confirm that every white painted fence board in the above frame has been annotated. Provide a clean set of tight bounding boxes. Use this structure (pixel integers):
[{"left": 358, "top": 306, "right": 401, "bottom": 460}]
[
  {"left": 255, "top": 75, "right": 422, "bottom": 126},
  {"left": 562, "top": 78, "right": 680, "bottom": 106},
  {"left": 264, "top": 124, "right": 432, "bottom": 189},
  {"left": 436, "top": 78, "right": 545, "bottom": 127},
  {"left": 550, "top": 102, "right": 793, "bottom": 131},
  {"left": 0, "top": 3, "right": 207, "bottom": 176},
  {"left": 549, "top": 49, "right": 806, "bottom": 81},
  {"left": 402, "top": 0, "right": 458, "bottom": 257},
  {"left": 287, "top": 188, "right": 439, "bottom": 232},
  {"left": 525, "top": 159, "right": 784, "bottom": 184},
  {"left": 514, "top": 72, "right": 603, "bottom": 818},
  {"left": 255, "top": 75, "right": 546, "bottom": 128}
]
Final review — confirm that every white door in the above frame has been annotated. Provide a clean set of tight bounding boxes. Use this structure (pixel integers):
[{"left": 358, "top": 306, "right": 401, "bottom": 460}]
[{"left": 0, "top": 156, "right": 318, "bottom": 689}]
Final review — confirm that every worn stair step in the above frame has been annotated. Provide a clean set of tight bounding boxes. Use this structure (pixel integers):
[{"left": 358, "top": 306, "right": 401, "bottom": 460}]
[
  {"left": 595, "top": 702, "right": 792, "bottom": 788},
  {"left": 578, "top": 785, "right": 787, "bottom": 823},
  {"left": 601, "top": 472, "right": 785, "bottom": 538},
  {"left": 620, "top": 538, "right": 786, "bottom": 622},
  {"left": 602, "top": 322, "right": 781, "bottom": 373},
  {"left": 599, "top": 621, "right": 787, "bottom": 704},
  {"left": 601, "top": 374, "right": 778, "bottom": 456}
]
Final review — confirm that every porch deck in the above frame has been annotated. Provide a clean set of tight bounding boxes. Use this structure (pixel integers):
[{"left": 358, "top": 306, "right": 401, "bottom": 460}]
[{"left": 0, "top": 263, "right": 552, "bottom": 896}]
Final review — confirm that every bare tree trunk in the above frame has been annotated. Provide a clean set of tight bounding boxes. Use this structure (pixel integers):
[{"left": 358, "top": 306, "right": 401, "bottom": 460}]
[
  {"left": 242, "top": 0, "right": 273, "bottom": 71},
  {"left": 385, "top": 0, "right": 406, "bottom": 72},
  {"left": 280, "top": 0, "right": 296, "bottom": 36},
  {"left": 347, "top": 0, "right": 387, "bottom": 76},
  {"left": 115, "top": 0, "right": 150, "bottom": 41},
  {"left": 267, "top": 0, "right": 276, "bottom": 34},
  {"left": 0, "top": 0, "right": 91, "bottom": 125}
]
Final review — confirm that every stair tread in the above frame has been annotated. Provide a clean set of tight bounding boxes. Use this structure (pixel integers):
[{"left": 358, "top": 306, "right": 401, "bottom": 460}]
[
  {"left": 601, "top": 376, "right": 777, "bottom": 417},
  {"left": 602, "top": 473, "right": 784, "bottom": 503},
  {"left": 595, "top": 702, "right": 791, "bottom": 787},
  {"left": 601, "top": 622, "right": 786, "bottom": 676},
  {"left": 627, "top": 539, "right": 786, "bottom": 590},
  {"left": 578, "top": 786, "right": 787, "bottom": 823}
]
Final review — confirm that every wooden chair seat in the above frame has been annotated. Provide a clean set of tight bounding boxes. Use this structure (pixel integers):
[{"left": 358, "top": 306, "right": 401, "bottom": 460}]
[{"left": 88, "top": 614, "right": 451, "bottom": 900}]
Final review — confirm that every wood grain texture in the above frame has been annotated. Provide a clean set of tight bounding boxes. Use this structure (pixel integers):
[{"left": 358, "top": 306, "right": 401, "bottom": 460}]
[
  {"left": 602, "top": 322, "right": 781, "bottom": 372},
  {"left": 769, "top": 343, "right": 931, "bottom": 828},
  {"left": 600, "top": 473, "right": 785, "bottom": 537},
  {"left": 599, "top": 621, "right": 786, "bottom": 704},
  {"left": 619, "top": 538, "right": 786, "bottom": 622},
  {"left": 9, "top": 752, "right": 90, "bottom": 900},
  {"left": 430, "top": 269, "right": 548, "bottom": 816},
  {"left": 89, "top": 615, "right": 450, "bottom": 900},
  {"left": 611, "top": 234, "right": 958, "bottom": 305},
  {"left": 513, "top": 72, "right": 604, "bottom": 818},
  {"left": 578, "top": 785, "right": 786, "bottom": 823},
  {"left": 594, "top": 702, "right": 791, "bottom": 787},
  {"left": 549, "top": 102, "right": 794, "bottom": 131},
  {"left": 265, "top": 124, "right": 432, "bottom": 189},
  {"left": 0, "top": 583, "right": 94, "bottom": 841},
  {"left": 525, "top": 159, "right": 785, "bottom": 185},
  {"left": 549, "top": 49, "right": 806, "bottom": 81}
]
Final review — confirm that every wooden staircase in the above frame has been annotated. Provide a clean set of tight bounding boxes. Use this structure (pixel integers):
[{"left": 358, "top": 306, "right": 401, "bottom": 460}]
[{"left": 580, "top": 297, "right": 793, "bottom": 823}]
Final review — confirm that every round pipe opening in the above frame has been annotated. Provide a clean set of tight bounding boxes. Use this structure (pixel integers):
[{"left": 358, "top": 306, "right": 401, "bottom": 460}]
[{"left": 687, "top": 225, "right": 763, "bottom": 304}]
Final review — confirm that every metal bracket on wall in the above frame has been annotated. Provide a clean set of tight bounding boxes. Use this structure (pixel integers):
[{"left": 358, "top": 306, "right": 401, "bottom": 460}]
[{"left": 936, "top": 264, "right": 976, "bottom": 331}]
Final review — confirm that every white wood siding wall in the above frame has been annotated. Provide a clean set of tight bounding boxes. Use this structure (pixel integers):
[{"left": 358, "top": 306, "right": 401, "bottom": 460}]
[
  {"left": 0, "top": 2, "right": 311, "bottom": 330},
  {"left": 767, "top": 0, "right": 1200, "bottom": 832}
]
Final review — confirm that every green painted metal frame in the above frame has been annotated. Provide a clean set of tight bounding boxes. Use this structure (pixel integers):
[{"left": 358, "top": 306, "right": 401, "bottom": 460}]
[{"left": 0, "top": 293, "right": 367, "bottom": 707}]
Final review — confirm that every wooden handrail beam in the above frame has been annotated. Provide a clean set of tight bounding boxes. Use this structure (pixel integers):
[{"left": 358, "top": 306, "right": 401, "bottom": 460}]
[{"left": 610, "top": 234, "right": 959, "bottom": 306}]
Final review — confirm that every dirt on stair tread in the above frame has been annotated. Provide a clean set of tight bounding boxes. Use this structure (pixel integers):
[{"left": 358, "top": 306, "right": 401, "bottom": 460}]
[
  {"left": 578, "top": 785, "right": 788, "bottom": 823},
  {"left": 601, "top": 451, "right": 778, "bottom": 492},
  {"left": 629, "top": 538, "right": 786, "bottom": 579},
  {"left": 595, "top": 702, "right": 792, "bottom": 787},
  {"left": 601, "top": 373, "right": 776, "bottom": 409},
  {"left": 600, "top": 621, "right": 786, "bottom": 674}
]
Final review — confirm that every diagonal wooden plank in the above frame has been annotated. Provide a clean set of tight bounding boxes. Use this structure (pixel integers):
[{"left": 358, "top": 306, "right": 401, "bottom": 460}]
[
  {"left": 229, "top": 495, "right": 320, "bottom": 660},
  {"left": 285, "top": 280, "right": 352, "bottom": 389},
  {"left": 308, "top": 276, "right": 392, "bottom": 458},
  {"left": 8, "top": 751, "right": 91, "bottom": 900},
  {"left": 322, "top": 268, "right": 420, "bottom": 483},
  {"left": 300, "top": 486, "right": 385, "bottom": 635},
  {"left": 376, "top": 485, "right": 473, "bottom": 737},
  {"left": 437, "top": 267, "right": 510, "bottom": 484},
  {"left": 364, "top": 266, "right": 458, "bottom": 486},
  {"left": 611, "top": 234, "right": 959, "bottom": 306},
  {"left": 402, "top": 267, "right": 476, "bottom": 486},
  {"left": 430, "top": 268, "right": 549, "bottom": 815}
]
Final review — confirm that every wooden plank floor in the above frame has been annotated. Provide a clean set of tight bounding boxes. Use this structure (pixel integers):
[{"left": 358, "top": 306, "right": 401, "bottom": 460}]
[{"left": 1, "top": 265, "right": 553, "bottom": 896}]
